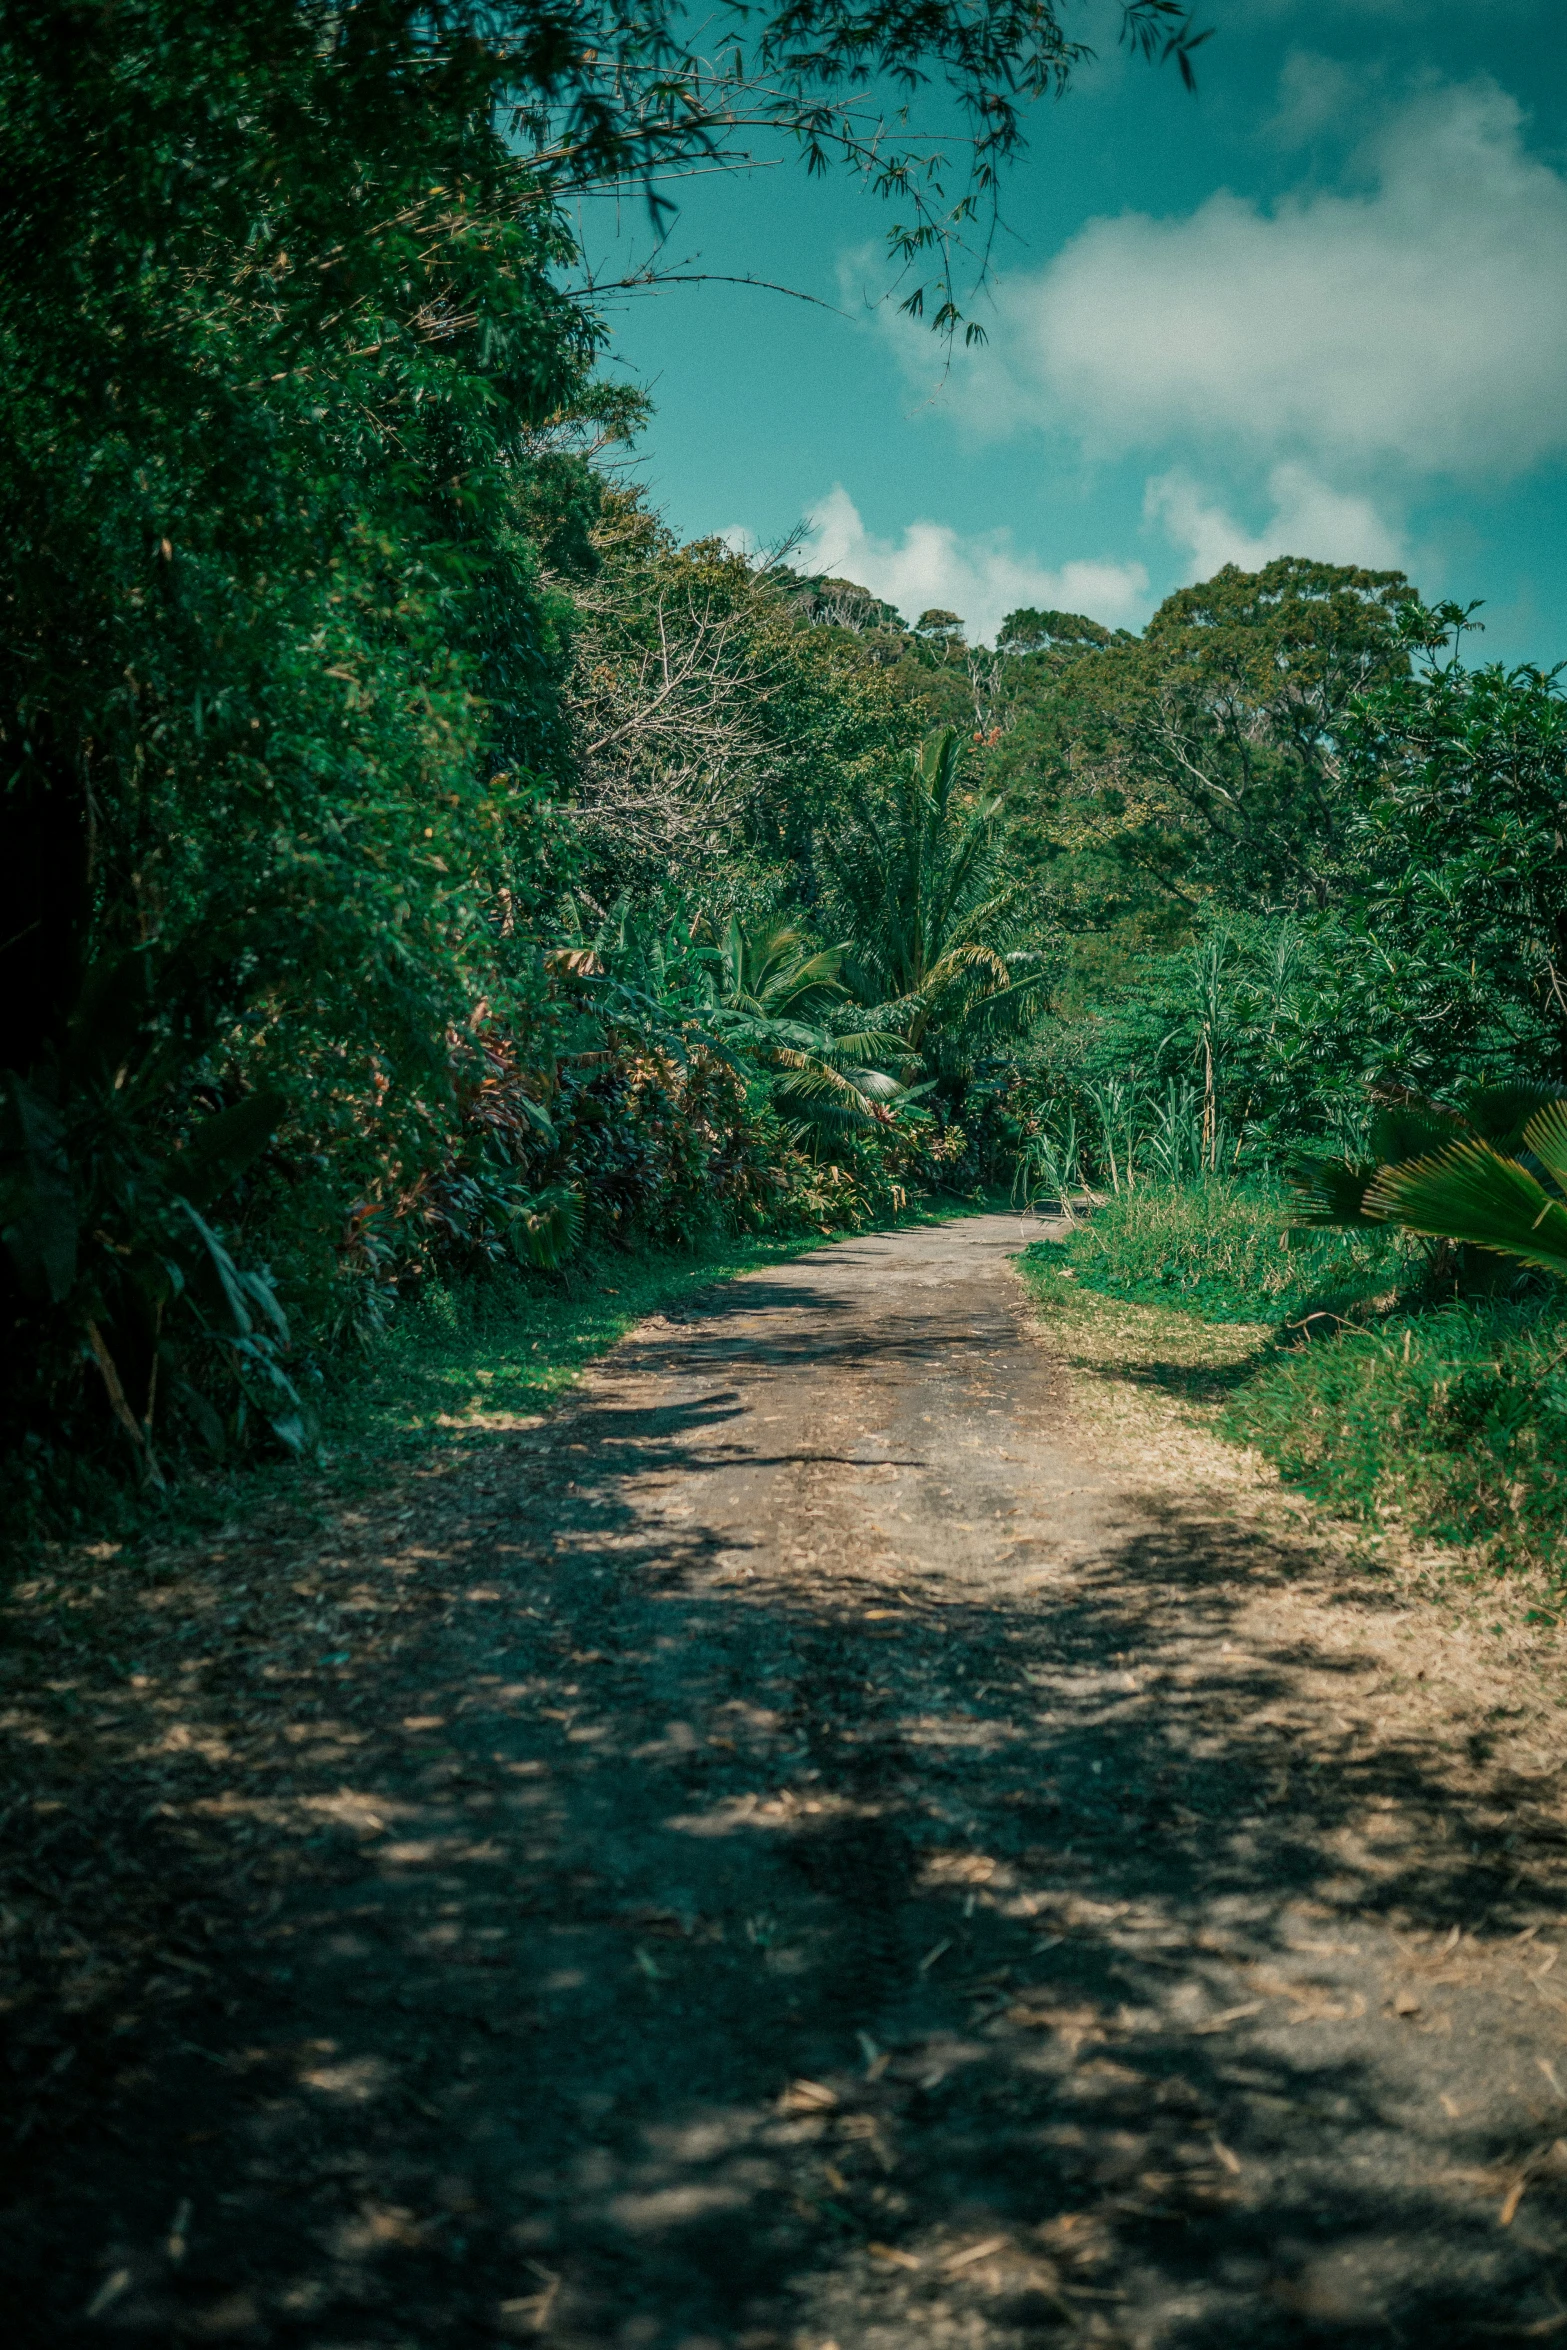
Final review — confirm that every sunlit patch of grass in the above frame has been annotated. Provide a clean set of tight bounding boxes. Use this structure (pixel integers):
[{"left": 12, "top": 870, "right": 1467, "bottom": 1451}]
[
  {"left": 1221, "top": 1300, "right": 1567, "bottom": 1579},
  {"left": 333, "top": 1234, "right": 823, "bottom": 1454},
  {"left": 28, "top": 1196, "right": 1003, "bottom": 1567},
  {"left": 1018, "top": 1217, "right": 1567, "bottom": 1583},
  {"left": 1015, "top": 1246, "right": 1272, "bottom": 1412},
  {"left": 1043, "top": 1177, "right": 1414, "bottom": 1329}
]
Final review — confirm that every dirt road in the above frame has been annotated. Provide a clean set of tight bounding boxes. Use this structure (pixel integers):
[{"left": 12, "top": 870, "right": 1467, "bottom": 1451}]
[{"left": 10, "top": 1211, "right": 1567, "bottom": 2345}]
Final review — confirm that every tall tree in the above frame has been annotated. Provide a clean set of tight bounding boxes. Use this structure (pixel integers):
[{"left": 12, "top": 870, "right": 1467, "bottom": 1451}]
[
  {"left": 995, "top": 559, "right": 1415, "bottom": 925},
  {"left": 1341, "top": 605, "right": 1567, "bottom": 1085},
  {"left": 0, "top": 0, "right": 1199, "bottom": 1486}
]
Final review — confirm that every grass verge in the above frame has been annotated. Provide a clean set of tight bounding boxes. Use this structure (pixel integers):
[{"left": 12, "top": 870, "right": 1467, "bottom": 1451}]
[
  {"left": 1051, "top": 1175, "right": 1415, "bottom": 1327},
  {"left": 1020, "top": 1182, "right": 1567, "bottom": 1586},
  {"left": 1218, "top": 1299, "right": 1567, "bottom": 1584}
]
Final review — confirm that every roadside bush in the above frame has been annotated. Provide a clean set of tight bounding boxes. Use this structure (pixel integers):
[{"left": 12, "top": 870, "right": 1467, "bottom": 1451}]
[{"left": 1035, "top": 1175, "right": 1567, "bottom": 1576}]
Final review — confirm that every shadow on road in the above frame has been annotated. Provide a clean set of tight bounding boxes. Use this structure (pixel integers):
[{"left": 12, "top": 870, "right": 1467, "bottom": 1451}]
[{"left": 5, "top": 1250, "right": 1567, "bottom": 2346}]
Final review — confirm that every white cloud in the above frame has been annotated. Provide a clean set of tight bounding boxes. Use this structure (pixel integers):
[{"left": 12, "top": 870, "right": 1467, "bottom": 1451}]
[
  {"left": 1145, "top": 462, "right": 1406, "bottom": 575},
  {"left": 967, "top": 76, "right": 1567, "bottom": 481},
  {"left": 799, "top": 485, "right": 1149, "bottom": 643},
  {"left": 1264, "top": 50, "right": 1368, "bottom": 147}
]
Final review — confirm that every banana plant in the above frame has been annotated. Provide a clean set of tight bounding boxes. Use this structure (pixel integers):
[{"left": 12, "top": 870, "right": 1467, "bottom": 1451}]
[{"left": 1291, "top": 1083, "right": 1567, "bottom": 1279}]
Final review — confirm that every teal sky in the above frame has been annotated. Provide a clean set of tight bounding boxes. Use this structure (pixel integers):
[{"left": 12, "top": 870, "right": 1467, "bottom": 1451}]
[{"left": 573, "top": 0, "right": 1567, "bottom": 657}]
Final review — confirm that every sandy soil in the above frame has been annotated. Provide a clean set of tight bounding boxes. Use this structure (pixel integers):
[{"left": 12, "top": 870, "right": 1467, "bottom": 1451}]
[{"left": 7, "top": 1211, "right": 1567, "bottom": 2347}]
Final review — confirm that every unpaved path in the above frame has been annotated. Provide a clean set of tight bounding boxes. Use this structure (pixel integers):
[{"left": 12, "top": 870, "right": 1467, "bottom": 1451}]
[{"left": 9, "top": 1212, "right": 1567, "bottom": 2345}]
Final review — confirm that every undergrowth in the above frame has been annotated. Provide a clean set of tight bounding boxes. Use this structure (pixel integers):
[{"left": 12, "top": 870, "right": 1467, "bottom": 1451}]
[
  {"left": 1053, "top": 1177, "right": 1415, "bottom": 1326},
  {"left": 1222, "top": 1300, "right": 1567, "bottom": 1582}
]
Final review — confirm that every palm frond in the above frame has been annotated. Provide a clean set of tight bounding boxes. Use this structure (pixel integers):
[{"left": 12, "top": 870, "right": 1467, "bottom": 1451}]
[
  {"left": 1465, "top": 1083, "right": 1567, "bottom": 1148},
  {"left": 841, "top": 1067, "right": 905, "bottom": 1103},
  {"left": 921, "top": 940, "right": 1013, "bottom": 994},
  {"left": 1367, "top": 1140, "right": 1567, "bottom": 1277},
  {"left": 509, "top": 1183, "right": 583, "bottom": 1272},
  {"left": 770, "top": 1055, "right": 893, "bottom": 1123},
  {"left": 822, "top": 1026, "right": 914, "bottom": 1065},
  {"left": 1288, "top": 1157, "right": 1385, "bottom": 1229},
  {"left": 1367, "top": 1104, "right": 1463, "bottom": 1165},
  {"left": 1521, "top": 1099, "right": 1567, "bottom": 1190}
]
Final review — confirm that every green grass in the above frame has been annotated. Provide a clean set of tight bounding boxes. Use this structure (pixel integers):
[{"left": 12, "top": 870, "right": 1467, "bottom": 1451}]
[
  {"left": 1020, "top": 1180, "right": 1567, "bottom": 1584},
  {"left": 1052, "top": 1176, "right": 1415, "bottom": 1327},
  {"left": 277, "top": 1187, "right": 1003, "bottom": 1481},
  {"left": 1221, "top": 1299, "right": 1567, "bottom": 1581},
  {"left": 325, "top": 1230, "right": 837, "bottom": 1462}
]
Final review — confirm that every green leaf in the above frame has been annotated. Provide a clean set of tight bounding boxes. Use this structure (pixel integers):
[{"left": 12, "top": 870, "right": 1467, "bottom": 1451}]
[
  {"left": 508, "top": 1183, "right": 583, "bottom": 1271},
  {"left": 1367, "top": 1106, "right": 1462, "bottom": 1165},
  {"left": 173, "top": 1090, "right": 286, "bottom": 1211},
  {"left": 175, "top": 1198, "right": 290, "bottom": 1340},
  {"left": 1287, "top": 1157, "right": 1385, "bottom": 1229},
  {"left": 1367, "top": 1140, "right": 1567, "bottom": 1279},
  {"left": 1522, "top": 1100, "right": 1567, "bottom": 1192},
  {"left": 514, "top": 1093, "right": 558, "bottom": 1146},
  {"left": 1463, "top": 1084, "right": 1567, "bottom": 1149}
]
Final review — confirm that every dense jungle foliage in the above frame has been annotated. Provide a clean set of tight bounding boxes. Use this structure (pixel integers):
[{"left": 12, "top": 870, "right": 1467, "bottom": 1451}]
[
  {"left": 6, "top": 1, "right": 1567, "bottom": 1580},
  {"left": 5, "top": 0, "right": 1204, "bottom": 1527},
  {"left": 994, "top": 575, "right": 1567, "bottom": 1578}
]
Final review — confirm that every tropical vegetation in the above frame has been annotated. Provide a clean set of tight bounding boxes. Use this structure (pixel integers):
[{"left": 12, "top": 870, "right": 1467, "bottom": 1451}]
[
  {"left": 7, "top": 0, "right": 1567, "bottom": 1588},
  {"left": 9, "top": 0, "right": 1184, "bottom": 1529}
]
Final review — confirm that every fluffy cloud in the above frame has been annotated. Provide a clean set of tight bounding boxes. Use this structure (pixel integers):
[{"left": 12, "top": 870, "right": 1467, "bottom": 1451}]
[
  {"left": 1145, "top": 463, "right": 1406, "bottom": 576},
  {"left": 798, "top": 485, "right": 1149, "bottom": 643},
  {"left": 973, "top": 76, "right": 1567, "bottom": 481}
]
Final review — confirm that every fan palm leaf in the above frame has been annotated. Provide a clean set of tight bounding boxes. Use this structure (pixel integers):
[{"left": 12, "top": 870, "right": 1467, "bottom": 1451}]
[
  {"left": 1290, "top": 1156, "right": 1385, "bottom": 1229},
  {"left": 1292, "top": 1087, "right": 1567, "bottom": 1267},
  {"left": 1366, "top": 1133, "right": 1567, "bottom": 1279}
]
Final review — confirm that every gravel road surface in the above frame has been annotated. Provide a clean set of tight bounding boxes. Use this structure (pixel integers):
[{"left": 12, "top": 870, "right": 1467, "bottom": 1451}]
[{"left": 10, "top": 1212, "right": 1567, "bottom": 2346}]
